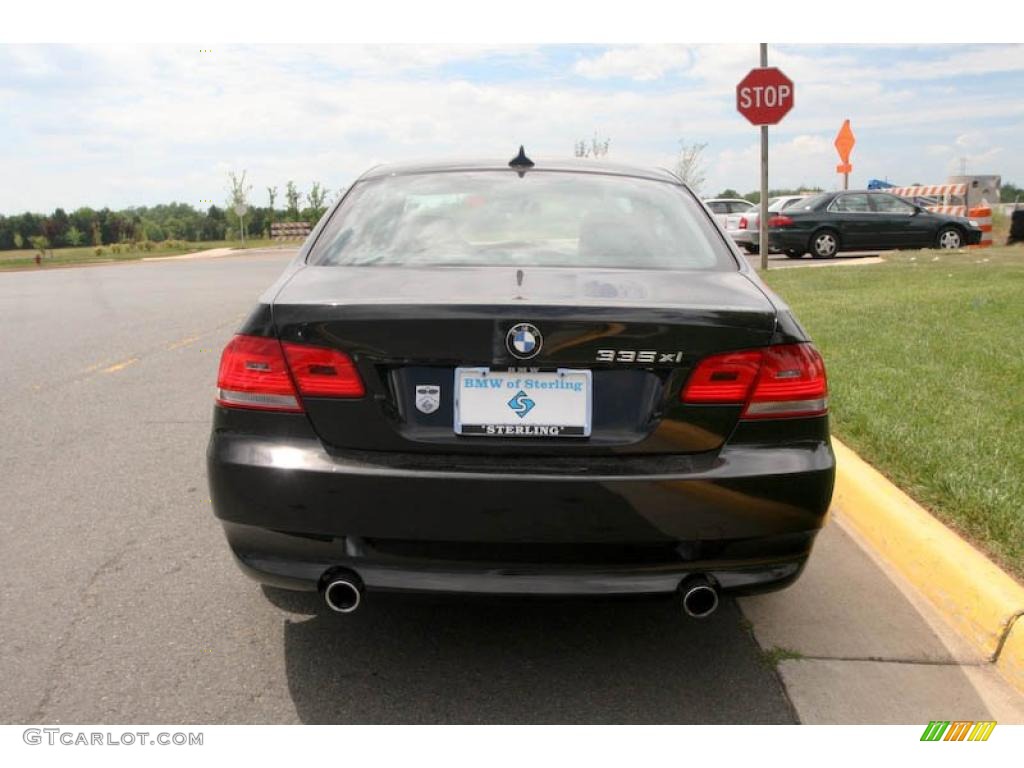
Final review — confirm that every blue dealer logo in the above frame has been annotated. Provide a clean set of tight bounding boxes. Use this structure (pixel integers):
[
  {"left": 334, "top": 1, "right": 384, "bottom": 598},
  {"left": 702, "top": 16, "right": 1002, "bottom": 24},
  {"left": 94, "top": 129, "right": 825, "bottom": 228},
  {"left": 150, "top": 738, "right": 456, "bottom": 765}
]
[{"left": 507, "top": 390, "right": 535, "bottom": 418}]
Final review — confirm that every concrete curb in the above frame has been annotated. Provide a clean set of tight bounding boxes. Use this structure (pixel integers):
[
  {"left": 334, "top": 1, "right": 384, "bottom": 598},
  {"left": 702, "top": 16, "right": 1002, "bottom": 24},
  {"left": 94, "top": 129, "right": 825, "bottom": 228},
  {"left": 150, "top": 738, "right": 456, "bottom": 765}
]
[
  {"left": 831, "top": 437, "right": 1024, "bottom": 693},
  {"left": 142, "top": 247, "right": 240, "bottom": 262}
]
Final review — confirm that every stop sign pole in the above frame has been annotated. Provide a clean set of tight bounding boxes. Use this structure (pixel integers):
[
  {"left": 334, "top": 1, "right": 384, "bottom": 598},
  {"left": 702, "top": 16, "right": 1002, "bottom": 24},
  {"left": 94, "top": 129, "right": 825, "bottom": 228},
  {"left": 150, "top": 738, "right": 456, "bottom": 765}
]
[
  {"left": 758, "top": 44, "right": 769, "bottom": 271},
  {"left": 736, "top": 45, "right": 795, "bottom": 270}
]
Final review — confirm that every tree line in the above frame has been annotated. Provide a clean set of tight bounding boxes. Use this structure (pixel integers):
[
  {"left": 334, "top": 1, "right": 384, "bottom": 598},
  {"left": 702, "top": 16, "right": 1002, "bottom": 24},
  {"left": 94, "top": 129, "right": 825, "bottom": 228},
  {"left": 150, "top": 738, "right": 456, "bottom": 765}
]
[{"left": 0, "top": 178, "right": 335, "bottom": 251}]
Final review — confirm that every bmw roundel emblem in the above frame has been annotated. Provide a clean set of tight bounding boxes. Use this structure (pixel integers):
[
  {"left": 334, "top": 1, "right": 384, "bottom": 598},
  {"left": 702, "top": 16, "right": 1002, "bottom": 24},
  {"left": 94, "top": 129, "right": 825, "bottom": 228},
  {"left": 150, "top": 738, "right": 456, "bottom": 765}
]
[{"left": 506, "top": 323, "right": 542, "bottom": 360}]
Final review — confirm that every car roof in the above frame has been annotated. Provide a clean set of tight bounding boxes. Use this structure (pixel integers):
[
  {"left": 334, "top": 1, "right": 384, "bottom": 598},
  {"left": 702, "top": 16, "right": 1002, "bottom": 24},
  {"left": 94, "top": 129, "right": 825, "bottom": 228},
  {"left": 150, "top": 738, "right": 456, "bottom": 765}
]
[
  {"left": 358, "top": 157, "right": 683, "bottom": 185},
  {"left": 705, "top": 198, "right": 752, "bottom": 203}
]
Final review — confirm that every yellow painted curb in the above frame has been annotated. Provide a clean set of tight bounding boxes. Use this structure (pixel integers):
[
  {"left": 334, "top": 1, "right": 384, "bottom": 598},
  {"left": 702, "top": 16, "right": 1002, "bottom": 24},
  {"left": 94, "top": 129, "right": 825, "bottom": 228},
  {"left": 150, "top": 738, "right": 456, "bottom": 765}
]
[
  {"left": 997, "top": 619, "right": 1024, "bottom": 694},
  {"left": 831, "top": 438, "right": 1024, "bottom": 690}
]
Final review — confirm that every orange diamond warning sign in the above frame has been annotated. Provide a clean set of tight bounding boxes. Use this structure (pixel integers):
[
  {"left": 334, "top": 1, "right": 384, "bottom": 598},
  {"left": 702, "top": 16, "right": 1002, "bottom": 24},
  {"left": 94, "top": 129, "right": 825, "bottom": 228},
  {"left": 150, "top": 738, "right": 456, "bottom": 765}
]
[{"left": 835, "top": 119, "right": 855, "bottom": 174}]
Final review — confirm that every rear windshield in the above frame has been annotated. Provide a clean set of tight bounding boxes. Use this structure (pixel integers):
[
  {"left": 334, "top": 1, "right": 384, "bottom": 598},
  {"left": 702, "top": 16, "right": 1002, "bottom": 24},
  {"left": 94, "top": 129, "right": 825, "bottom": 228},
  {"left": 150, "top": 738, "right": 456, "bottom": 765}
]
[{"left": 308, "top": 171, "right": 736, "bottom": 271}]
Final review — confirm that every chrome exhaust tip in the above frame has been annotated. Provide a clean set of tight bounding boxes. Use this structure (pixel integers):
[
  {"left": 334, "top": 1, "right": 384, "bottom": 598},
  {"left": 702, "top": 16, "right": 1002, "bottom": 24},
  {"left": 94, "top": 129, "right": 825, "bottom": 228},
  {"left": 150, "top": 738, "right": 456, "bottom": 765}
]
[
  {"left": 322, "top": 570, "right": 363, "bottom": 614},
  {"left": 679, "top": 576, "right": 719, "bottom": 619}
]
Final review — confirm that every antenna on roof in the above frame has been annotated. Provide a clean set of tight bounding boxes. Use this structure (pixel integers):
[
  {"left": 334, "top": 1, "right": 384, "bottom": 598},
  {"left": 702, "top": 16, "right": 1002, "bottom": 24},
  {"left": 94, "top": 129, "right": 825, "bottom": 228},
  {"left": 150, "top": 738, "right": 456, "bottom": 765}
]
[{"left": 509, "top": 146, "right": 534, "bottom": 174}]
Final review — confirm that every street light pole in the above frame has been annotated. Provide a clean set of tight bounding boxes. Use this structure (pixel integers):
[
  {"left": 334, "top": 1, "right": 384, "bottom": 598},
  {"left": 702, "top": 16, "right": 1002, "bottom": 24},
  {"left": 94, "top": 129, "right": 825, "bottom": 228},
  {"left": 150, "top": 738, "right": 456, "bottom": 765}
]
[{"left": 759, "top": 43, "right": 769, "bottom": 272}]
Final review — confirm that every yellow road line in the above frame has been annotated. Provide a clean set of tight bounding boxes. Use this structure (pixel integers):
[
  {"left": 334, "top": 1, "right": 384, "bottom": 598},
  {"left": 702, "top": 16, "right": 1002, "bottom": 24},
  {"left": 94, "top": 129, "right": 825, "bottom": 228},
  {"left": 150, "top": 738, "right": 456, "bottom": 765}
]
[
  {"left": 167, "top": 335, "right": 200, "bottom": 351},
  {"left": 102, "top": 358, "right": 139, "bottom": 374}
]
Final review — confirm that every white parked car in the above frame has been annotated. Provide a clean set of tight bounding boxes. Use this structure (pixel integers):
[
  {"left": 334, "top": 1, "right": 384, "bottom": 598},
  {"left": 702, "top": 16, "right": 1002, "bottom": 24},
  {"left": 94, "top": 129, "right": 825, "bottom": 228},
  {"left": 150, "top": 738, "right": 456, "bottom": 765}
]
[
  {"left": 725, "top": 195, "right": 808, "bottom": 253},
  {"left": 704, "top": 198, "right": 755, "bottom": 228}
]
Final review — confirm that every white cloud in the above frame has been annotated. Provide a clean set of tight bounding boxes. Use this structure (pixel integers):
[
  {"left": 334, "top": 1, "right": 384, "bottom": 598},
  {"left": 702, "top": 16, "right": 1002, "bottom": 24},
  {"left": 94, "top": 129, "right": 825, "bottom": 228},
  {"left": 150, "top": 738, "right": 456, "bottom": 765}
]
[
  {"left": 573, "top": 45, "right": 693, "bottom": 81},
  {"left": 1, "top": 43, "right": 1023, "bottom": 212}
]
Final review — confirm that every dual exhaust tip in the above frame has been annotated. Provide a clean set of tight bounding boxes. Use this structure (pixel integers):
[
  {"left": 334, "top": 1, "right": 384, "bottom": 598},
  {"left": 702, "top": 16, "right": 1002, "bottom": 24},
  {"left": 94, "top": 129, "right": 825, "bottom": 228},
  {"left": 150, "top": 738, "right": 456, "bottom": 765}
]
[
  {"left": 319, "top": 569, "right": 720, "bottom": 618},
  {"left": 322, "top": 569, "right": 363, "bottom": 614},
  {"left": 679, "top": 575, "right": 720, "bottom": 619}
]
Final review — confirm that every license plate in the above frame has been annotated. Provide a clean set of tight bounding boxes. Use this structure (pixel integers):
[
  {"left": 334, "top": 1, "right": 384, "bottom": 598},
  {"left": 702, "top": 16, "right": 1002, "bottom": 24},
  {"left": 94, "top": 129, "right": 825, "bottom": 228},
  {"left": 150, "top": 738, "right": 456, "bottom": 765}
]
[{"left": 454, "top": 368, "right": 592, "bottom": 437}]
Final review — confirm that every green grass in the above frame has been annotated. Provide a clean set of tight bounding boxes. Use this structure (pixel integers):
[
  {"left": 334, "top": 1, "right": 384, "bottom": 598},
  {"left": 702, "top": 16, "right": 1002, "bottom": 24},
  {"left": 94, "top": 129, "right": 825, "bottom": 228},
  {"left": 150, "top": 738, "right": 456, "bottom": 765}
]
[
  {"left": 0, "top": 238, "right": 284, "bottom": 270},
  {"left": 763, "top": 646, "right": 804, "bottom": 667},
  {"left": 763, "top": 245, "right": 1024, "bottom": 578}
]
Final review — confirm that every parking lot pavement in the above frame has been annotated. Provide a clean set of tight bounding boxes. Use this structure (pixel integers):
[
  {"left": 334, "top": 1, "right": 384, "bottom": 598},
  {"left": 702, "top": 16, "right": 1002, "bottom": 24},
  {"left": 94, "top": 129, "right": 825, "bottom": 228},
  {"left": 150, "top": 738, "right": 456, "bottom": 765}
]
[
  {"left": 6, "top": 250, "right": 1019, "bottom": 725},
  {"left": 740, "top": 518, "right": 1024, "bottom": 724},
  {"left": 0, "top": 250, "right": 794, "bottom": 724}
]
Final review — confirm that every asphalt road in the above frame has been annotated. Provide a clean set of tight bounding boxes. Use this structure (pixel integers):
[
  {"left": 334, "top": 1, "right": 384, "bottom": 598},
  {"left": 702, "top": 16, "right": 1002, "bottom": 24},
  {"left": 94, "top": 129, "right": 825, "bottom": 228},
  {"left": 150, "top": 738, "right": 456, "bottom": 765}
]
[{"left": 0, "top": 250, "right": 795, "bottom": 724}]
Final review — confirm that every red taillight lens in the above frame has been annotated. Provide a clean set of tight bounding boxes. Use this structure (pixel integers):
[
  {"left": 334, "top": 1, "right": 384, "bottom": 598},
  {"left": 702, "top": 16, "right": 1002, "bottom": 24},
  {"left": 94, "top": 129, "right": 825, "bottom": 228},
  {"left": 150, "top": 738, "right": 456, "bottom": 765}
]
[
  {"left": 282, "top": 343, "right": 365, "bottom": 398},
  {"left": 768, "top": 215, "right": 794, "bottom": 228},
  {"left": 681, "top": 343, "right": 828, "bottom": 419},
  {"left": 738, "top": 216, "right": 748, "bottom": 230},
  {"left": 215, "top": 335, "right": 366, "bottom": 411},
  {"left": 745, "top": 344, "right": 828, "bottom": 419},
  {"left": 216, "top": 335, "right": 302, "bottom": 412},
  {"left": 681, "top": 350, "right": 762, "bottom": 403}
]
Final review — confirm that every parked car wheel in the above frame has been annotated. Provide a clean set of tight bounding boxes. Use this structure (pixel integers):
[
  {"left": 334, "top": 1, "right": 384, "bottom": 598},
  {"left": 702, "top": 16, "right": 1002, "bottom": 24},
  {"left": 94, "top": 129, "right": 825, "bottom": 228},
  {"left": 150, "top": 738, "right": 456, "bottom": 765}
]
[
  {"left": 785, "top": 250, "right": 804, "bottom": 259},
  {"left": 936, "top": 226, "right": 964, "bottom": 250},
  {"left": 810, "top": 229, "right": 839, "bottom": 259},
  {"left": 744, "top": 244, "right": 759, "bottom": 255}
]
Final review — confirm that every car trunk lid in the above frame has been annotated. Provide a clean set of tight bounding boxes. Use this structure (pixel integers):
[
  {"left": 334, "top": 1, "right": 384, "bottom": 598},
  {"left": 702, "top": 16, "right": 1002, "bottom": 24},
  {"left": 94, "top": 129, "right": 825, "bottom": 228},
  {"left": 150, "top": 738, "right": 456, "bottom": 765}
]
[{"left": 271, "top": 265, "right": 777, "bottom": 455}]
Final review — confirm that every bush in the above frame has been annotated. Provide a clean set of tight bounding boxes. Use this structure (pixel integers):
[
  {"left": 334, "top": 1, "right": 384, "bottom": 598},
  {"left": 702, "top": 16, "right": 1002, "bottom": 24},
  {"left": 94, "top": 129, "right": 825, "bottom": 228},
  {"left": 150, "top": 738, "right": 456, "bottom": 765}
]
[
  {"left": 94, "top": 247, "right": 106, "bottom": 257},
  {"left": 111, "top": 244, "right": 122, "bottom": 254},
  {"left": 30, "top": 235, "right": 50, "bottom": 254}
]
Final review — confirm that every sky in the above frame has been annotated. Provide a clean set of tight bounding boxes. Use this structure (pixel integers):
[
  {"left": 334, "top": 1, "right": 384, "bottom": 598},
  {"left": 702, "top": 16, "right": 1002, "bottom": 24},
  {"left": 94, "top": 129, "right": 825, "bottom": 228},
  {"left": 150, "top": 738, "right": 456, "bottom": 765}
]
[{"left": 1, "top": 43, "right": 1022, "bottom": 214}]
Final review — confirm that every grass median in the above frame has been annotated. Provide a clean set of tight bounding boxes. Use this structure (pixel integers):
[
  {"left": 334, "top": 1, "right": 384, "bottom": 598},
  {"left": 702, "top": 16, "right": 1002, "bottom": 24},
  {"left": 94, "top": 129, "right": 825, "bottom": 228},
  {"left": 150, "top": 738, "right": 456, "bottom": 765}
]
[
  {"left": 763, "top": 245, "right": 1024, "bottom": 578},
  {"left": 0, "top": 238, "right": 285, "bottom": 270}
]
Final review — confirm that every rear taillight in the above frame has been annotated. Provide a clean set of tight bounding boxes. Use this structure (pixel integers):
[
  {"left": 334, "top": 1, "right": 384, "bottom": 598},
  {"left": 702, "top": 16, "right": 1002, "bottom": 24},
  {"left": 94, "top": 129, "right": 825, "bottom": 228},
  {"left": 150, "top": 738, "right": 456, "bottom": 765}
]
[
  {"left": 768, "top": 215, "right": 794, "bottom": 228},
  {"left": 738, "top": 216, "right": 748, "bottom": 230},
  {"left": 216, "top": 335, "right": 302, "bottom": 412},
  {"left": 216, "top": 335, "right": 365, "bottom": 412},
  {"left": 681, "top": 343, "right": 828, "bottom": 419},
  {"left": 282, "top": 343, "right": 365, "bottom": 398},
  {"left": 679, "top": 350, "right": 762, "bottom": 403},
  {"left": 744, "top": 344, "right": 828, "bottom": 418}
]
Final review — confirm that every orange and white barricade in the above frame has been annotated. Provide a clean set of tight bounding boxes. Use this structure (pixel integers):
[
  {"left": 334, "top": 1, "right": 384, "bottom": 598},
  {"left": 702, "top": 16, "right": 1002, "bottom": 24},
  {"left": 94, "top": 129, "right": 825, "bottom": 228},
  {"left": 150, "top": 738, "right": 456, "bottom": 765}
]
[{"left": 968, "top": 206, "right": 992, "bottom": 248}]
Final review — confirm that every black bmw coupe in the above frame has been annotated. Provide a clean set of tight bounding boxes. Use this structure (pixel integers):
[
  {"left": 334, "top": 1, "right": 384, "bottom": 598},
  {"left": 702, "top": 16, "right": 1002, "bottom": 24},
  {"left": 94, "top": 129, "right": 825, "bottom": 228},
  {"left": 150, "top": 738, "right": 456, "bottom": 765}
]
[
  {"left": 207, "top": 151, "right": 835, "bottom": 618},
  {"left": 768, "top": 190, "right": 983, "bottom": 259}
]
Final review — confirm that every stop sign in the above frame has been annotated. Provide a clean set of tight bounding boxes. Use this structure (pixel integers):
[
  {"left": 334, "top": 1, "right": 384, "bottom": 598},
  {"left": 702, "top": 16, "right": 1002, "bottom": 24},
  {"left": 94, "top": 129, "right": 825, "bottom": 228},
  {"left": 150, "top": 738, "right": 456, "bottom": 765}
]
[{"left": 736, "top": 67, "right": 794, "bottom": 126}]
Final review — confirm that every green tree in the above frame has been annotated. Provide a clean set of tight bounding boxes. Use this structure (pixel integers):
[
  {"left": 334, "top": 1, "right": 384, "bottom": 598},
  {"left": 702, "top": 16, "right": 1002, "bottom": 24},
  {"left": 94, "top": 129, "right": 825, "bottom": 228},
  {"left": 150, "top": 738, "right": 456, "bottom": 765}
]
[
  {"left": 227, "top": 170, "right": 253, "bottom": 241},
  {"left": 30, "top": 235, "right": 49, "bottom": 257},
  {"left": 0, "top": 216, "right": 15, "bottom": 250},
  {"left": 716, "top": 189, "right": 742, "bottom": 199},
  {"left": 286, "top": 181, "right": 301, "bottom": 221},
  {"left": 42, "top": 208, "right": 70, "bottom": 247},
  {"left": 266, "top": 186, "right": 278, "bottom": 222},
  {"left": 306, "top": 182, "right": 328, "bottom": 221},
  {"left": 65, "top": 226, "right": 84, "bottom": 246}
]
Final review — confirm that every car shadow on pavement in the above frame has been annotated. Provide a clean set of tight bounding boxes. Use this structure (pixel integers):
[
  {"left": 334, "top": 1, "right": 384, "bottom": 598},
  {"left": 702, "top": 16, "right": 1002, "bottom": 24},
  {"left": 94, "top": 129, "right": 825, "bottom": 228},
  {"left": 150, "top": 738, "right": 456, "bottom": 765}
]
[{"left": 266, "top": 587, "right": 797, "bottom": 724}]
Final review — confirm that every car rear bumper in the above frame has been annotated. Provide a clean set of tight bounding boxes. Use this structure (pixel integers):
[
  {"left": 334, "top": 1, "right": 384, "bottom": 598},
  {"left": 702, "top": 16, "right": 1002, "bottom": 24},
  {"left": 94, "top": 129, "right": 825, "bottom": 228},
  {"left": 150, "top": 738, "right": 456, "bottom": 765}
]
[
  {"left": 207, "top": 429, "right": 835, "bottom": 596},
  {"left": 222, "top": 519, "right": 811, "bottom": 595},
  {"left": 729, "top": 230, "right": 758, "bottom": 248}
]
